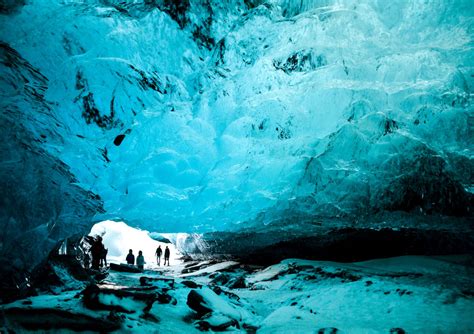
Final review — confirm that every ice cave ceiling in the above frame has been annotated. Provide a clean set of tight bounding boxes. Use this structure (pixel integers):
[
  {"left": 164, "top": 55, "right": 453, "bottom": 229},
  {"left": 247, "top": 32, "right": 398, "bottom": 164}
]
[{"left": 0, "top": 0, "right": 473, "bottom": 256}]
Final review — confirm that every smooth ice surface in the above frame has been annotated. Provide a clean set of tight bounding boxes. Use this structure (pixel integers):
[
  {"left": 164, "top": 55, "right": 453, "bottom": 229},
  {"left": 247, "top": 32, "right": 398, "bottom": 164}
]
[{"left": 0, "top": 0, "right": 472, "bottom": 239}]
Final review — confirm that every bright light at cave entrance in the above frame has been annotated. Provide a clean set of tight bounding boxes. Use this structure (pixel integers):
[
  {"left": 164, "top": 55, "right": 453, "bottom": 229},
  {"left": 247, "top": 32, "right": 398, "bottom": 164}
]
[{"left": 89, "top": 220, "right": 182, "bottom": 269}]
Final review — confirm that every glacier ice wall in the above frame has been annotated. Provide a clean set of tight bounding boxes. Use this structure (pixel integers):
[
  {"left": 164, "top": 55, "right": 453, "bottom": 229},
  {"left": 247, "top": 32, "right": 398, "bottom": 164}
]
[
  {"left": 0, "top": 0, "right": 473, "bottom": 247},
  {"left": 0, "top": 43, "right": 103, "bottom": 272}
]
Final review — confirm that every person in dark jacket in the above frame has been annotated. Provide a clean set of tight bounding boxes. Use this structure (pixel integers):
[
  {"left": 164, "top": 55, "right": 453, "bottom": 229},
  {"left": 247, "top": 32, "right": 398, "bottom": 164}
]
[
  {"left": 164, "top": 246, "right": 170, "bottom": 266},
  {"left": 136, "top": 250, "right": 145, "bottom": 270},
  {"left": 100, "top": 247, "right": 108, "bottom": 268},
  {"left": 126, "top": 249, "right": 135, "bottom": 265},
  {"left": 90, "top": 236, "right": 104, "bottom": 270},
  {"left": 155, "top": 245, "right": 162, "bottom": 266}
]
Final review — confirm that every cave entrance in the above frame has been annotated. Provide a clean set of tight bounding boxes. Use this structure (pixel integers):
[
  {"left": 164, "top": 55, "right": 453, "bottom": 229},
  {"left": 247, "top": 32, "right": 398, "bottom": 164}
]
[{"left": 89, "top": 220, "right": 182, "bottom": 269}]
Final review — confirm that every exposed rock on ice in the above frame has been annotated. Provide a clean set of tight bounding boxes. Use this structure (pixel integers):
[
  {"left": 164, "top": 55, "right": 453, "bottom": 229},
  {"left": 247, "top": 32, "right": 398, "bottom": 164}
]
[
  {"left": 187, "top": 286, "right": 259, "bottom": 330},
  {"left": 1, "top": 307, "right": 122, "bottom": 332},
  {"left": 195, "top": 312, "right": 239, "bottom": 331},
  {"left": 109, "top": 263, "right": 143, "bottom": 273},
  {"left": 1, "top": 255, "right": 473, "bottom": 332},
  {"left": 82, "top": 284, "right": 160, "bottom": 313}
]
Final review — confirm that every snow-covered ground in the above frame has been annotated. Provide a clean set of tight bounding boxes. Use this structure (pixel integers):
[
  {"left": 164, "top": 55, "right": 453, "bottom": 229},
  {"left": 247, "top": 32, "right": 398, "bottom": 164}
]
[{"left": 1, "top": 255, "right": 473, "bottom": 333}]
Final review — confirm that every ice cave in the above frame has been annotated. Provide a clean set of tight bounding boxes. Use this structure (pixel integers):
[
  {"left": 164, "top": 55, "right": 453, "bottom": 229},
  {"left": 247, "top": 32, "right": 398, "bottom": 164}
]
[{"left": 0, "top": 0, "right": 473, "bottom": 332}]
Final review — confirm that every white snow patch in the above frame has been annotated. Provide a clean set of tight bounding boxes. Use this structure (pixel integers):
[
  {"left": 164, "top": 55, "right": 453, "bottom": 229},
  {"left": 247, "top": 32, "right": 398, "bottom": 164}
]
[{"left": 90, "top": 220, "right": 181, "bottom": 269}]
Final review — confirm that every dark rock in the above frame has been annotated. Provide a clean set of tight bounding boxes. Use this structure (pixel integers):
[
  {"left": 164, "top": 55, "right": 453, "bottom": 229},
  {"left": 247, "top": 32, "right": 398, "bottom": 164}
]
[
  {"left": 395, "top": 288, "right": 412, "bottom": 296},
  {"left": 157, "top": 291, "right": 177, "bottom": 305},
  {"left": 210, "top": 286, "right": 240, "bottom": 301},
  {"left": 187, "top": 288, "right": 256, "bottom": 330},
  {"left": 33, "top": 255, "right": 92, "bottom": 285},
  {"left": 0, "top": 261, "right": 35, "bottom": 304},
  {"left": 27, "top": 236, "right": 104, "bottom": 296},
  {"left": 187, "top": 289, "right": 212, "bottom": 316},
  {"left": 304, "top": 274, "right": 318, "bottom": 281},
  {"left": 333, "top": 270, "right": 361, "bottom": 282},
  {"left": 184, "top": 261, "right": 200, "bottom": 268},
  {"left": 317, "top": 328, "right": 339, "bottom": 334},
  {"left": 227, "top": 276, "right": 247, "bottom": 289},
  {"left": 113, "top": 134, "right": 126, "bottom": 146},
  {"left": 195, "top": 313, "right": 238, "bottom": 331},
  {"left": 182, "top": 280, "right": 201, "bottom": 289},
  {"left": 92, "top": 270, "right": 109, "bottom": 283},
  {"left": 140, "top": 312, "right": 160, "bottom": 323},
  {"left": 461, "top": 290, "right": 474, "bottom": 298},
  {"left": 106, "top": 310, "right": 125, "bottom": 323},
  {"left": 243, "top": 323, "right": 259, "bottom": 333},
  {"left": 0, "top": 0, "right": 26, "bottom": 14},
  {"left": 140, "top": 276, "right": 175, "bottom": 289},
  {"left": 295, "top": 266, "right": 361, "bottom": 283},
  {"left": 180, "top": 255, "right": 195, "bottom": 262},
  {"left": 123, "top": 286, "right": 157, "bottom": 292},
  {"left": 181, "top": 260, "right": 220, "bottom": 274},
  {"left": 1, "top": 307, "right": 121, "bottom": 332},
  {"left": 182, "top": 311, "right": 201, "bottom": 324},
  {"left": 82, "top": 284, "right": 157, "bottom": 313},
  {"left": 110, "top": 263, "right": 142, "bottom": 273},
  {"left": 390, "top": 328, "right": 406, "bottom": 334},
  {"left": 210, "top": 272, "right": 231, "bottom": 285}
]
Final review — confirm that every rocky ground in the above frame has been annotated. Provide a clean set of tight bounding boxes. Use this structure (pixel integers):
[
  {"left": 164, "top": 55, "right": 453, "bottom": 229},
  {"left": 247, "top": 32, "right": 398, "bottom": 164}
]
[{"left": 1, "top": 255, "right": 473, "bottom": 333}]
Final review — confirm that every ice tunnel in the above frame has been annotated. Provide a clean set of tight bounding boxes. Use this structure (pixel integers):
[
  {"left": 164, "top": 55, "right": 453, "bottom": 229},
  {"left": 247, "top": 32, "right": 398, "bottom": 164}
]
[
  {"left": 0, "top": 0, "right": 473, "bottom": 327},
  {"left": 89, "top": 220, "right": 182, "bottom": 267}
]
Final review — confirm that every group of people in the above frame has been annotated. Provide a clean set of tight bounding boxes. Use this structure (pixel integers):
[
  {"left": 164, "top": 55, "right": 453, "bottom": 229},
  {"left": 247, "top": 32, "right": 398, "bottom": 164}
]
[
  {"left": 89, "top": 235, "right": 172, "bottom": 271},
  {"left": 125, "top": 245, "right": 171, "bottom": 270},
  {"left": 126, "top": 249, "right": 145, "bottom": 270},
  {"left": 155, "top": 245, "right": 171, "bottom": 266}
]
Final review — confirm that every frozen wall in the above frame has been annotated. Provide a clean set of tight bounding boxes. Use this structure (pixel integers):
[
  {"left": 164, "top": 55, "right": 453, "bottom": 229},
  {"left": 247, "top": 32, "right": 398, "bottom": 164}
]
[
  {"left": 0, "top": 0, "right": 472, "bottom": 249},
  {"left": 0, "top": 43, "right": 103, "bottom": 273}
]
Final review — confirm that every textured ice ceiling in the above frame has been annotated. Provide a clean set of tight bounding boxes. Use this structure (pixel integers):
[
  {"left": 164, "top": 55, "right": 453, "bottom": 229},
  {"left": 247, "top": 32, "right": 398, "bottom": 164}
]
[{"left": 1, "top": 0, "right": 473, "bottom": 244}]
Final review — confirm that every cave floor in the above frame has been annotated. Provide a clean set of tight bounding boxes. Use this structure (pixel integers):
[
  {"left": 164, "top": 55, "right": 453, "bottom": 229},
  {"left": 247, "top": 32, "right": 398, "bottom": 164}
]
[{"left": 1, "top": 255, "right": 474, "bottom": 333}]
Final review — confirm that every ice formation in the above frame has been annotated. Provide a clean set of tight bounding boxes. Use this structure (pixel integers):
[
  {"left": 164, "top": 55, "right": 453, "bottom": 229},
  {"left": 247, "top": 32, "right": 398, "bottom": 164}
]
[{"left": 0, "top": 0, "right": 473, "bottom": 269}]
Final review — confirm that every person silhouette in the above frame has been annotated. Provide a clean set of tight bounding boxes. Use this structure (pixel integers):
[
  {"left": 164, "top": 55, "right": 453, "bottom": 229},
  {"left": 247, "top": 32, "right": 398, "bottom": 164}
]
[
  {"left": 100, "top": 246, "right": 108, "bottom": 268},
  {"left": 126, "top": 249, "right": 135, "bottom": 265},
  {"left": 136, "top": 250, "right": 145, "bottom": 270},
  {"left": 90, "top": 236, "right": 104, "bottom": 270},
  {"left": 164, "top": 246, "right": 170, "bottom": 266},
  {"left": 155, "top": 245, "right": 162, "bottom": 266}
]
